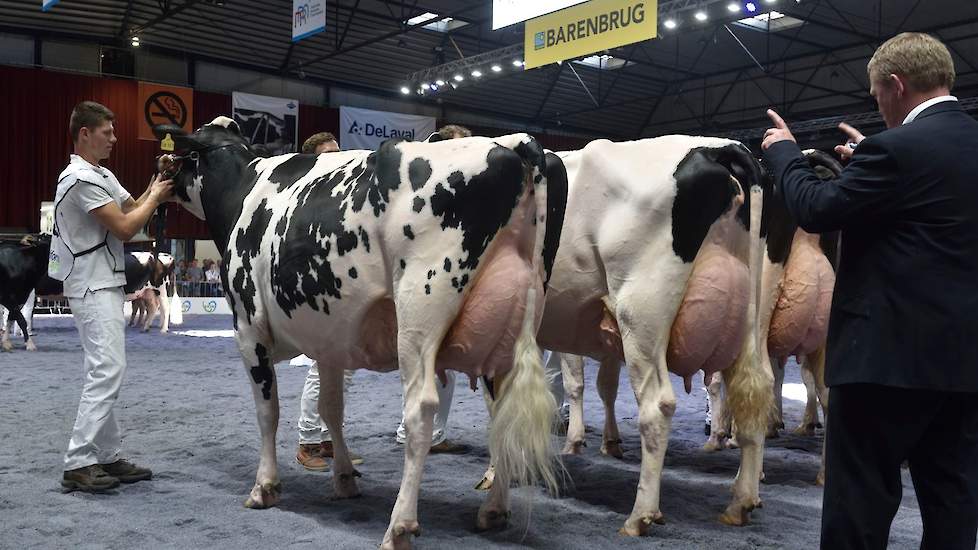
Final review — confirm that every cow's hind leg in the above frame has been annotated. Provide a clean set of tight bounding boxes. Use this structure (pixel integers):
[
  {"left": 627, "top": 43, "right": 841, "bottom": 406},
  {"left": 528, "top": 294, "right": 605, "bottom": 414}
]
[
  {"left": 767, "top": 356, "right": 786, "bottom": 438},
  {"left": 6, "top": 309, "right": 34, "bottom": 351},
  {"left": 1, "top": 313, "right": 13, "bottom": 351},
  {"left": 240, "top": 341, "right": 282, "bottom": 509},
  {"left": 319, "top": 363, "right": 360, "bottom": 498},
  {"left": 142, "top": 295, "right": 159, "bottom": 332},
  {"left": 560, "top": 353, "right": 587, "bottom": 454},
  {"left": 794, "top": 356, "right": 820, "bottom": 436},
  {"left": 597, "top": 358, "right": 624, "bottom": 458},
  {"left": 382, "top": 341, "right": 439, "bottom": 550}
]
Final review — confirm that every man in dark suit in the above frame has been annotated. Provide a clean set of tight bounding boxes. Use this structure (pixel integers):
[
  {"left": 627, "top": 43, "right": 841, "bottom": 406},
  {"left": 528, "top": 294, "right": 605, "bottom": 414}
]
[{"left": 761, "top": 32, "right": 978, "bottom": 550}]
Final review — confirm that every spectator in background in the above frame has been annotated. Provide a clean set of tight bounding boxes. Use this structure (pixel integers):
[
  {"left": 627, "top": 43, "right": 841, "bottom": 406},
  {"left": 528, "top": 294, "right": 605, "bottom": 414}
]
[
  {"left": 437, "top": 124, "right": 472, "bottom": 140},
  {"left": 187, "top": 260, "right": 203, "bottom": 283},
  {"left": 205, "top": 260, "right": 221, "bottom": 296},
  {"left": 301, "top": 132, "right": 340, "bottom": 154},
  {"left": 174, "top": 259, "right": 186, "bottom": 282}
]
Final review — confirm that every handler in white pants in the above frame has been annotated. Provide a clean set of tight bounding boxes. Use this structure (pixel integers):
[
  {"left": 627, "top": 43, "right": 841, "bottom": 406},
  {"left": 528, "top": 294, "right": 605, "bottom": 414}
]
[
  {"left": 293, "top": 355, "right": 362, "bottom": 471},
  {"left": 395, "top": 371, "right": 468, "bottom": 453}
]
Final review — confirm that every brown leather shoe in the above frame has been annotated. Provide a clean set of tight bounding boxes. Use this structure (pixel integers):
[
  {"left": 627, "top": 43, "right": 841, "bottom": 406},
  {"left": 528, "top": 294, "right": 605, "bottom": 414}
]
[
  {"left": 321, "top": 441, "right": 364, "bottom": 465},
  {"left": 429, "top": 440, "right": 470, "bottom": 454},
  {"left": 296, "top": 443, "right": 329, "bottom": 471},
  {"left": 102, "top": 459, "right": 152, "bottom": 483},
  {"left": 62, "top": 464, "right": 120, "bottom": 493}
]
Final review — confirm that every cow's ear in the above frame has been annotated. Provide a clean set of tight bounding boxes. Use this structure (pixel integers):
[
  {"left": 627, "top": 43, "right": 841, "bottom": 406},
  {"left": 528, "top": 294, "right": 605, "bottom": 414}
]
[{"left": 153, "top": 124, "right": 204, "bottom": 151}]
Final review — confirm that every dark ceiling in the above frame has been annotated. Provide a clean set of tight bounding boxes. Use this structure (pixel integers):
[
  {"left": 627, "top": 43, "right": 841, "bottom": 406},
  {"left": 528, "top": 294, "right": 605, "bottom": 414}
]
[{"left": 3, "top": 0, "right": 978, "bottom": 144}]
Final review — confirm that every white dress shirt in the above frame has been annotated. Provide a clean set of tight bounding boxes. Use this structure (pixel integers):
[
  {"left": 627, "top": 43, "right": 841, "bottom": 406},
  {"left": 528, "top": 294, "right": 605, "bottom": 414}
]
[{"left": 903, "top": 95, "right": 958, "bottom": 125}]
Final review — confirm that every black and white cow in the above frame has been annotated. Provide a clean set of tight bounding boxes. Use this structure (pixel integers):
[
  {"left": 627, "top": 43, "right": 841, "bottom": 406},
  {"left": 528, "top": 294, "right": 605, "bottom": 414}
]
[
  {"left": 154, "top": 116, "right": 560, "bottom": 549},
  {"left": 0, "top": 234, "right": 50, "bottom": 351},
  {"left": 126, "top": 252, "right": 175, "bottom": 333},
  {"left": 531, "top": 136, "right": 773, "bottom": 531}
]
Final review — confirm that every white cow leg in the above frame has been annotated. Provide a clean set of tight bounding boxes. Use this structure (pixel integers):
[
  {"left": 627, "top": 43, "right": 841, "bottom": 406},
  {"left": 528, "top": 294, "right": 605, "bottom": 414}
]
[
  {"left": 767, "top": 356, "right": 786, "bottom": 438},
  {"left": 620, "top": 335, "right": 674, "bottom": 536},
  {"left": 597, "top": 358, "right": 624, "bottom": 458},
  {"left": 794, "top": 357, "right": 820, "bottom": 436},
  {"left": 382, "top": 347, "right": 438, "bottom": 550},
  {"left": 807, "top": 348, "right": 830, "bottom": 486},
  {"left": 241, "top": 345, "right": 281, "bottom": 509},
  {"left": 3, "top": 318, "right": 14, "bottom": 351},
  {"left": 704, "top": 372, "right": 729, "bottom": 451},
  {"left": 319, "top": 362, "right": 360, "bottom": 498},
  {"left": 476, "top": 458, "right": 510, "bottom": 531},
  {"left": 560, "top": 353, "right": 587, "bottom": 454}
]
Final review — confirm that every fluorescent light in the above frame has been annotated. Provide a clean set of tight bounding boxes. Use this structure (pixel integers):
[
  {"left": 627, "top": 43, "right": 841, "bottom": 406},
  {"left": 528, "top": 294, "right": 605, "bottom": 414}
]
[
  {"left": 512, "top": 59, "right": 524, "bottom": 67},
  {"left": 406, "top": 12, "right": 439, "bottom": 25},
  {"left": 694, "top": 10, "right": 708, "bottom": 21},
  {"left": 727, "top": 2, "right": 740, "bottom": 12},
  {"left": 435, "top": 79, "right": 445, "bottom": 86},
  {"left": 746, "top": 2, "right": 757, "bottom": 12},
  {"left": 400, "top": 86, "right": 410, "bottom": 94},
  {"left": 420, "top": 83, "right": 431, "bottom": 90},
  {"left": 131, "top": 36, "right": 140, "bottom": 47},
  {"left": 453, "top": 74, "right": 464, "bottom": 81},
  {"left": 471, "top": 69, "right": 482, "bottom": 77},
  {"left": 663, "top": 18, "right": 677, "bottom": 29},
  {"left": 491, "top": 64, "right": 502, "bottom": 72}
]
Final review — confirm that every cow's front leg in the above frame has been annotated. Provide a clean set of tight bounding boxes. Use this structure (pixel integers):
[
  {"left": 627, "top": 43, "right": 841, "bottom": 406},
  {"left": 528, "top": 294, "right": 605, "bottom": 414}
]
[
  {"left": 319, "top": 363, "right": 359, "bottom": 498},
  {"left": 382, "top": 347, "right": 438, "bottom": 550},
  {"left": 704, "top": 372, "right": 730, "bottom": 451},
  {"left": 141, "top": 295, "right": 159, "bottom": 332},
  {"left": 597, "top": 358, "right": 624, "bottom": 458},
  {"left": 767, "top": 356, "right": 786, "bottom": 438},
  {"left": 2, "top": 317, "right": 14, "bottom": 351},
  {"left": 806, "top": 348, "right": 830, "bottom": 486},
  {"left": 241, "top": 343, "right": 281, "bottom": 509},
  {"left": 795, "top": 356, "right": 820, "bottom": 436},
  {"left": 560, "top": 353, "right": 587, "bottom": 454}
]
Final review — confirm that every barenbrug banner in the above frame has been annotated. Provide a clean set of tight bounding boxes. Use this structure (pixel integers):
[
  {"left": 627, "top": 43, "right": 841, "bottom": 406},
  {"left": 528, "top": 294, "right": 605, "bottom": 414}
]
[
  {"left": 292, "top": 0, "right": 326, "bottom": 42},
  {"left": 232, "top": 91, "right": 299, "bottom": 156},
  {"left": 339, "top": 106, "right": 436, "bottom": 151}
]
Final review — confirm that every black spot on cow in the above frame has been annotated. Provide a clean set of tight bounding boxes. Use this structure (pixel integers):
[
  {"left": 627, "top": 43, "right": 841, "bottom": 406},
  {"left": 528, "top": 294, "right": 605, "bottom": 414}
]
[
  {"left": 542, "top": 152, "right": 568, "bottom": 287},
  {"left": 429, "top": 146, "right": 524, "bottom": 270},
  {"left": 450, "top": 273, "right": 470, "bottom": 293},
  {"left": 400, "top": 259, "right": 406, "bottom": 269},
  {"left": 427, "top": 269, "right": 436, "bottom": 280},
  {"left": 232, "top": 198, "right": 275, "bottom": 322},
  {"left": 358, "top": 227, "right": 371, "bottom": 253},
  {"left": 408, "top": 158, "right": 433, "bottom": 191},
  {"left": 443, "top": 258, "right": 452, "bottom": 272},
  {"left": 349, "top": 267, "right": 358, "bottom": 279},
  {"left": 425, "top": 284, "right": 431, "bottom": 295},
  {"left": 351, "top": 141, "right": 401, "bottom": 217},
  {"left": 762, "top": 175, "right": 796, "bottom": 265},
  {"left": 403, "top": 225, "right": 415, "bottom": 240},
  {"left": 413, "top": 196, "right": 426, "bottom": 213},
  {"left": 269, "top": 154, "right": 319, "bottom": 191},
  {"left": 250, "top": 343, "right": 275, "bottom": 400}
]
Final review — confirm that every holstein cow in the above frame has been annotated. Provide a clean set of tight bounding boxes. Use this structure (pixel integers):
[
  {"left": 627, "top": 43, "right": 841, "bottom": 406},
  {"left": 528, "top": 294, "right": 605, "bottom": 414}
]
[
  {"left": 706, "top": 150, "right": 842, "bottom": 484},
  {"left": 533, "top": 136, "right": 772, "bottom": 531},
  {"left": 154, "top": 117, "right": 560, "bottom": 549},
  {"left": 0, "top": 234, "right": 50, "bottom": 351},
  {"left": 126, "top": 252, "right": 175, "bottom": 333}
]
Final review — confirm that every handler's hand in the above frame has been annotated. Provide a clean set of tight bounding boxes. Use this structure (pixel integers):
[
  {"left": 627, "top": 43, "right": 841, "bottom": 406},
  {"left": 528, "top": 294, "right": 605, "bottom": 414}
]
[
  {"left": 149, "top": 174, "right": 175, "bottom": 204},
  {"left": 833, "top": 122, "right": 866, "bottom": 162},
  {"left": 762, "top": 109, "right": 796, "bottom": 151}
]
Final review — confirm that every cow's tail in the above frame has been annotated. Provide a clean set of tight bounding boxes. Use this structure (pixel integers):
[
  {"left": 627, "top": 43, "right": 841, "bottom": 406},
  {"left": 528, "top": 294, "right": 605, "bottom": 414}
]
[{"left": 489, "top": 286, "right": 559, "bottom": 495}]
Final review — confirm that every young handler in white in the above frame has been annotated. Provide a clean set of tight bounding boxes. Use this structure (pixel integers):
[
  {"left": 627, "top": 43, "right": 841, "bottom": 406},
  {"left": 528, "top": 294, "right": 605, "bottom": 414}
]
[{"left": 52, "top": 101, "right": 173, "bottom": 493}]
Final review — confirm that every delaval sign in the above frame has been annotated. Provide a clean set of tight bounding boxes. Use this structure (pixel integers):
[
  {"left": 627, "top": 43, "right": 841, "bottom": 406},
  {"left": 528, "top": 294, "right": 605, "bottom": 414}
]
[
  {"left": 524, "top": 0, "right": 657, "bottom": 70},
  {"left": 41, "top": 0, "right": 60, "bottom": 11},
  {"left": 292, "top": 0, "right": 326, "bottom": 42},
  {"left": 340, "top": 106, "right": 436, "bottom": 151}
]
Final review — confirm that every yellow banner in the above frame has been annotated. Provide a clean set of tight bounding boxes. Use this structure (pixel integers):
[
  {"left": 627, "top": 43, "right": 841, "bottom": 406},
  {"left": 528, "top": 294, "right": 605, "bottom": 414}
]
[{"left": 524, "top": 0, "right": 657, "bottom": 69}]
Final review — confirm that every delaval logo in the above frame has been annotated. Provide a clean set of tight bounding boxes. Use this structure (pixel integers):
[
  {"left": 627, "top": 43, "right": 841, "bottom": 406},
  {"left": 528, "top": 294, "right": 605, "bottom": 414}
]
[{"left": 347, "top": 120, "right": 416, "bottom": 139}]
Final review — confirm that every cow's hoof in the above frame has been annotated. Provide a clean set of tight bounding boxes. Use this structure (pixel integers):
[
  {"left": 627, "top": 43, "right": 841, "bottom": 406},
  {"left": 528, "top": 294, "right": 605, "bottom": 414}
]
[
  {"left": 561, "top": 440, "right": 586, "bottom": 455},
  {"left": 601, "top": 438, "right": 624, "bottom": 459},
  {"left": 724, "top": 437, "right": 740, "bottom": 449},
  {"left": 1, "top": 341, "right": 11, "bottom": 352},
  {"left": 703, "top": 434, "right": 727, "bottom": 452},
  {"left": 474, "top": 465, "right": 495, "bottom": 491},
  {"left": 334, "top": 469, "right": 361, "bottom": 499},
  {"left": 476, "top": 508, "right": 511, "bottom": 531},
  {"left": 619, "top": 512, "right": 664, "bottom": 536},
  {"left": 243, "top": 481, "right": 281, "bottom": 509},
  {"left": 815, "top": 471, "right": 825, "bottom": 486},
  {"left": 381, "top": 520, "right": 420, "bottom": 550},
  {"left": 26, "top": 340, "right": 37, "bottom": 352},
  {"left": 793, "top": 423, "right": 816, "bottom": 436},
  {"left": 719, "top": 500, "right": 756, "bottom": 527},
  {"left": 160, "top": 329, "right": 168, "bottom": 334}
]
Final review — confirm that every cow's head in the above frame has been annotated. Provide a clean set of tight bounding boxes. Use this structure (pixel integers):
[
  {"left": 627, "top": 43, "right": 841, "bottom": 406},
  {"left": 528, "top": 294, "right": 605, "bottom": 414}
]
[{"left": 153, "top": 117, "right": 255, "bottom": 220}]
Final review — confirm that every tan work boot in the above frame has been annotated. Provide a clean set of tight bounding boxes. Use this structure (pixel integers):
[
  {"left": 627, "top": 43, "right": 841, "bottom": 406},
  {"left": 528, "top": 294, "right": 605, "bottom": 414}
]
[
  {"left": 296, "top": 443, "right": 329, "bottom": 471},
  {"left": 321, "top": 441, "right": 364, "bottom": 465},
  {"left": 429, "top": 440, "right": 470, "bottom": 454},
  {"left": 102, "top": 459, "right": 152, "bottom": 483},
  {"left": 62, "top": 464, "right": 120, "bottom": 493}
]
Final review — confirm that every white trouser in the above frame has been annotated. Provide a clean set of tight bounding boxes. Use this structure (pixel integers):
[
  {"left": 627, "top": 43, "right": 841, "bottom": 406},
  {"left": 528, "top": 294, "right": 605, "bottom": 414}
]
[
  {"left": 64, "top": 288, "right": 127, "bottom": 470},
  {"left": 542, "top": 349, "right": 570, "bottom": 421},
  {"left": 297, "top": 361, "right": 354, "bottom": 444},
  {"left": 396, "top": 371, "right": 455, "bottom": 446}
]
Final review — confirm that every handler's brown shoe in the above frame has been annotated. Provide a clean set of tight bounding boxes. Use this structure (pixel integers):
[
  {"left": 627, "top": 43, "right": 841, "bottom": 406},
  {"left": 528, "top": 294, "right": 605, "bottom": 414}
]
[
  {"left": 297, "top": 443, "right": 329, "bottom": 471},
  {"left": 102, "top": 459, "right": 152, "bottom": 483},
  {"left": 429, "top": 440, "right": 470, "bottom": 454},
  {"left": 320, "top": 441, "right": 364, "bottom": 465},
  {"left": 62, "top": 464, "right": 120, "bottom": 493}
]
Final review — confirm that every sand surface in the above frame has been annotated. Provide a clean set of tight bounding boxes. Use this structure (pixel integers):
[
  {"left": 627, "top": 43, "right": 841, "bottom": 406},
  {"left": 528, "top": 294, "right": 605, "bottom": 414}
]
[{"left": 1, "top": 315, "right": 928, "bottom": 549}]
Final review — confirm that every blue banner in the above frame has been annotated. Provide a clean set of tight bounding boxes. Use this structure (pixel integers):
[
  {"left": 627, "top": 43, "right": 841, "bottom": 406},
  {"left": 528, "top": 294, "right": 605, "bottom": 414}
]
[{"left": 42, "top": 0, "right": 60, "bottom": 11}]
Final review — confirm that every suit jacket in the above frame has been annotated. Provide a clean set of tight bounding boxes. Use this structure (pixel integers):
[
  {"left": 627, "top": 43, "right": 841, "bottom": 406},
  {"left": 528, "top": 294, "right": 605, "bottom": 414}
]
[{"left": 764, "top": 101, "right": 978, "bottom": 391}]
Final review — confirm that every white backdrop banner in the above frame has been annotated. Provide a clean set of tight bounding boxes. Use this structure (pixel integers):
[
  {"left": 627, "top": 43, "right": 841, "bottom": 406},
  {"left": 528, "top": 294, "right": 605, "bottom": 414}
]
[
  {"left": 293, "top": 0, "right": 326, "bottom": 42},
  {"left": 232, "top": 91, "right": 299, "bottom": 156},
  {"left": 339, "top": 106, "right": 436, "bottom": 150}
]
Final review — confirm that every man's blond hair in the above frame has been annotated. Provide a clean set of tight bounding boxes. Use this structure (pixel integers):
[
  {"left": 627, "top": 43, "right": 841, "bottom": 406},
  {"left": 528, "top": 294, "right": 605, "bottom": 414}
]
[
  {"left": 437, "top": 124, "right": 472, "bottom": 140},
  {"left": 867, "top": 32, "right": 955, "bottom": 92}
]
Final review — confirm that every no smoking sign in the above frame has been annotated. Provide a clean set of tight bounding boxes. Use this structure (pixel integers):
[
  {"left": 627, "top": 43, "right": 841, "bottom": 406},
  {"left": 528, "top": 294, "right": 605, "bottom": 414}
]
[{"left": 137, "top": 82, "right": 193, "bottom": 140}]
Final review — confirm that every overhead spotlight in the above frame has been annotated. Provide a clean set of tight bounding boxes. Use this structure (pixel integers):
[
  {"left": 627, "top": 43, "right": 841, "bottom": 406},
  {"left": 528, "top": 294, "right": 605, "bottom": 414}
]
[
  {"left": 663, "top": 18, "right": 677, "bottom": 29},
  {"left": 765, "top": 0, "right": 778, "bottom": 3},
  {"left": 512, "top": 59, "right": 524, "bottom": 67},
  {"left": 694, "top": 10, "right": 708, "bottom": 21},
  {"left": 453, "top": 74, "right": 464, "bottom": 82},
  {"left": 435, "top": 79, "right": 446, "bottom": 86},
  {"left": 471, "top": 69, "right": 482, "bottom": 78},
  {"left": 727, "top": 2, "right": 740, "bottom": 12},
  {"left": 131, "top": 36, "right": 140, "bottom": 47},
  {"left": 745, "top": 2, "right": 758, "bottom": 12},
  {"left": 400, "top": 86, "right": 410, "bottom": 95},
  {"left": 491, "top": 64, "right": 502, "bottom": 72},
  {"left": 421, "top": 83, "right": 431, "bottom": 90},
  {"left": 431, "top": 83, "right": 439, "bottom": 91}
]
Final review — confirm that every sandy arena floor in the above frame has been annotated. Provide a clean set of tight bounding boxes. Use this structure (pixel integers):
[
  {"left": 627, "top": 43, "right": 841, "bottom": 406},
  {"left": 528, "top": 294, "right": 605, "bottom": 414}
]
[{"left": 1, "top": 315, "right": 928, "bottom": 549}]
